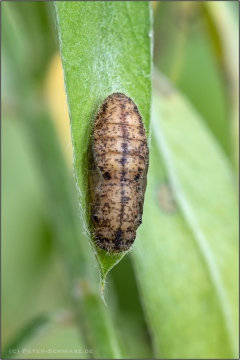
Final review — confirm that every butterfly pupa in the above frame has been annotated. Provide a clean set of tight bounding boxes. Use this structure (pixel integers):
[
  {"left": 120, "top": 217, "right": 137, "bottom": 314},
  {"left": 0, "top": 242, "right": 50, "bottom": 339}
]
[{"left": 89, "top": 93, "right": 149, "bottom": 253}]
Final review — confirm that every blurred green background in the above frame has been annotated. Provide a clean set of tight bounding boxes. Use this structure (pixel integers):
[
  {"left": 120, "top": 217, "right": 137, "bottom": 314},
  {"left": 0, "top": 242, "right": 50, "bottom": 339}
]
[{"left": 2, "top": 2, "right": 239, "bottom": 359}]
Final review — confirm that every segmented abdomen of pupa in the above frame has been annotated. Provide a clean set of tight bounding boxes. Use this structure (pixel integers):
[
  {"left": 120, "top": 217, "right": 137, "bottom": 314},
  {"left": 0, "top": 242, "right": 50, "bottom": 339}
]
[{"left": 89, "top": 93, "right": 149, "bottom": 253}]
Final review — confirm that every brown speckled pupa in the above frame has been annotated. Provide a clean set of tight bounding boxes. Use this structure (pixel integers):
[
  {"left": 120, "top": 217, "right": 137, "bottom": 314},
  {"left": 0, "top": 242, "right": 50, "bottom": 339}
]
[{"left": 89, "top": 93, "right": 149, "bottom": 253}]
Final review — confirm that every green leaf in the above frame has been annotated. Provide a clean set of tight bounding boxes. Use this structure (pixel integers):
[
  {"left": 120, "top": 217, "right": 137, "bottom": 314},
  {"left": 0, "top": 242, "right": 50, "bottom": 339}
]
[
  {"left": 2, "top": 315, "right": 51, "bottom": 359},
  {"left": 4, "top": 311, "right": 89, "bottom": 360},
  {"left": 132, "top": 69, "right": 238, "bottom": 358},
  {"left": 2, "top": 118, "right": 67, "bottom": 348},
  {"left": 153, "top": 2, "right": 234, "bottom": 160},
  {"left": 2, "top": 2, "right": 55, "bottom": 93},
  {"left": 202, "top": 1, "right": 239, "bottom": 175},
  {"left": 55, "top": 1, "right": 152, "bottom": 290},
  {"left": 26, "top": 112, "right": 121, "bottom": 358}
]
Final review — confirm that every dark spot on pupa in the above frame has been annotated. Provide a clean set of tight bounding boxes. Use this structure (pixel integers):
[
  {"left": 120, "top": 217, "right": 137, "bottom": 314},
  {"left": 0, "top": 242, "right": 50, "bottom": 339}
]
[
  {"left": 101, "top": 102, "right": 108, "bottom": 114},
  {"left": 92, "top": 214, "right": 99, "bottom": 223},
  {"left": 134, "top": 105, "right": 139, "bottom": 113},
  {"left": 121, "top": 142, "right": 128, "bottom": 151},
  {"left": 137, "top": 217, "right": 142, "bottom": 226},
  {"left": 134, "top": 173, "right": 140, "bottom": 181},
  {"left": 120, "top": 155, "right": 127, "bottom": 165},
  {"left": 114, "top": 229, "right": 123, "bottom": 246},
  {"left": 103, "top": 172, "right": 111, "bottom": 180},
  {"left": 122, "top": 196, "right": 130, "bottom": 203}
]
